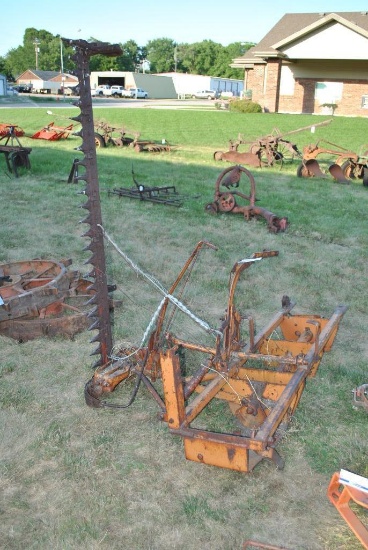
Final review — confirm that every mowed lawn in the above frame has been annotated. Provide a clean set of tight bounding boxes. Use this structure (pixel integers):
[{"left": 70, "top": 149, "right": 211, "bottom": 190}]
[{"left": 1, "top": 101, "right": 367, "bottom": 550}]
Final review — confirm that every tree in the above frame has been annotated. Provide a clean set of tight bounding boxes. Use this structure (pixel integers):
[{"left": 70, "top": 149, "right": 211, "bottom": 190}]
[
  {"left": 5, "top": 28, "right": 76, "bottom": 77},
  {"left": 146, "top": 38, "right": 177, "bottom": 73}
]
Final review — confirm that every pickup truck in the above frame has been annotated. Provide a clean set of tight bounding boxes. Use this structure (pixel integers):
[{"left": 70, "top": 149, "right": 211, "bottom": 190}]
[
  {"left": 129, "top": 88, "right": 148, "bottom": 99},
  {"left": 91, "top": 85, "right": 133, "bottom": 98},
  {"left": 109, "top": 85, "right": 133, "bottom": 98},
  {"left": 91, "top": 85, "right": 111, "bottom": 97}
]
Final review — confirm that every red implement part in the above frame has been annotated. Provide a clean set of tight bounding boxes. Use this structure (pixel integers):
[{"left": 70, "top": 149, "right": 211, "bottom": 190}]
[
  {"left": 32, "top": 122, "right": 74, "bottom": 141},
  {"left": 0, "top": 123, "right": 24, "bottom": 138}
]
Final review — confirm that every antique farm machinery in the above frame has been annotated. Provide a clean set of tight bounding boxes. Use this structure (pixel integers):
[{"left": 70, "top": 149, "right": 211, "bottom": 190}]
[
  {"left": 66, "top": 38, "right": 347, "bottom": 473},
  {"left": 297, "top": 139, "right": 368, "bottom": 185},
  {"left": 0, "top": 258, "right": 119, "bottom": 342},
  {"left": 205, "top": 165, "right": 289, "bottom": 233},
  {"left": 214, "top": 120, "right": 332, "bottom": 168}
]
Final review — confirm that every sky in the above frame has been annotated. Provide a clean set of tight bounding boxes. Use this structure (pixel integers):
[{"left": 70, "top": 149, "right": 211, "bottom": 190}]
[{"left": 2, "top": 0, "right": 368, "bottom": 57}]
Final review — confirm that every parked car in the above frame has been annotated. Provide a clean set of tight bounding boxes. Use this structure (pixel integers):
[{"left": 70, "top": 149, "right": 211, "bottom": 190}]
[
  {"left": 129, "top": 88, "right": 148, "bottom": 99},
  {"left": 192, "top": 90, "right": 219, "bottom": 100},
  {"left": 16, "top": 84, "right": 32, "bottom": 93}
]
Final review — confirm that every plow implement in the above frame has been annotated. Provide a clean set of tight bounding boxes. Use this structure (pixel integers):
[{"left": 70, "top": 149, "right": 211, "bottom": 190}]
[{"left": 297, "top": 139, "right": 368, "bottom": 184}]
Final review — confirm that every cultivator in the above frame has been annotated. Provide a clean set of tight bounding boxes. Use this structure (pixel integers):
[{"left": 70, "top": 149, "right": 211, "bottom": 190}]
[
  {"left": 67, "top": 38, "right": 346, "bottom": 473},
  {"left": 205, "top": 165, "right": 289, "bottom": 233}
]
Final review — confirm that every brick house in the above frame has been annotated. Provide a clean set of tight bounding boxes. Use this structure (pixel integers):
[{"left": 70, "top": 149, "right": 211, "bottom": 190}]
[
  {"left": 231, "top": 12, "right": 368, "bottom": 116},
  {"left": 16, "top": 70, "right": 78, "bottom": 93}
]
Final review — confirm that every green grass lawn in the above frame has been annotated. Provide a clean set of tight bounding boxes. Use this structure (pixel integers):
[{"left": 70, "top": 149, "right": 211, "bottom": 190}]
[{"left": 0, "top": 104, "right": 367, "bottom": 549}]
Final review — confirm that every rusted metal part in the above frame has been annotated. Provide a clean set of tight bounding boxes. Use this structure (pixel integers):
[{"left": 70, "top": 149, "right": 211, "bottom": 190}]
[
  {"left": 133, "top": 140, "right": 171, "bottom": 153},
  {"left": 352, "top": 384, "right": 368, "bottom": 411},
  {"left": 218, "top": 120, "right": 332, "bottom": 169},
  {"left": 0, "top": 124, "right": 31, "bottom": 176},
  {"left": 327, "top": 472, "right": 368, "bottom": 548},
  {"left": 93, "top": 121, "right": 170, "bottom": 152},
  {"left": 243, "top": 540, "right": 290, "bottom": 550},
  {"left": 328, "top": 163, "right": 350, "bottom": 183},
  {"left": 205, "top": 165, "right": 289, "bottom": 233},
  {"left": 109, "top": 167, "right": 184, "bottom": 207},
  {"left": 32, "top": 122, "right": 74, "bottom": 141},
  {"left": 299, "top": 139, "right": 368, "bottom": 184},
  {"left": 0, "top": 259, "right": 71, "bottom": 322},
  {"left": 0, "top": 275, "right": 120, "bottom": 342},
  {"left": 213, "top": 150, "right": 261, "bottom": 167},
  {"left": 93, "top": 121, "right": 139, "bottom": 148},
  {"left": 62, "top": 37, "right": 122, "bottom": 367},
  {"left": 0, "top": 144, "right": 32, "bottom": 176},
  {"left": 84, "top": 238, "right": 347, "bottom": 473}
]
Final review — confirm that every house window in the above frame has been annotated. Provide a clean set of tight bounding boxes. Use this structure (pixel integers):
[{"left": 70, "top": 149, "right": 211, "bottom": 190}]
[
  {"left": 361, "top": 95, "right": 368, "bottom": 108},
  {"left": 315, "top": 82, "right": 343, "bottom": 104}
]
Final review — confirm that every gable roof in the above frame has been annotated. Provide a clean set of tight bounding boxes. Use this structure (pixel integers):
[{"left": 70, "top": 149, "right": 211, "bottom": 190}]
[
  {"left": 16, "top": 69, "right": 78, "bottom": 82},
  {"left": 231, "top": 12, "right": 368, "bottom": 66}
]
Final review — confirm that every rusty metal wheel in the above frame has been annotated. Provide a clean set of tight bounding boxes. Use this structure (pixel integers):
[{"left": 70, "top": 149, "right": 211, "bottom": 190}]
[
  {"left": 218, "top": 192, "right": 235, "bottom": 212},
  {"left": 94, "top": 132, "right": 105, "bottom": 148}
]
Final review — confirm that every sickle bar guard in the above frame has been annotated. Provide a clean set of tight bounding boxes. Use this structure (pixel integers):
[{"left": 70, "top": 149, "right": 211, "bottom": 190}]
[{"left": 62, "top": 38, "right": 122, "bottom": 366}]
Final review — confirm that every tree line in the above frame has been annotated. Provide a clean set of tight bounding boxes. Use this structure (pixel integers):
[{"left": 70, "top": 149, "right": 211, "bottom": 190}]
[{"left": 0, "top": 28, "right": 254, "bottom": 81}]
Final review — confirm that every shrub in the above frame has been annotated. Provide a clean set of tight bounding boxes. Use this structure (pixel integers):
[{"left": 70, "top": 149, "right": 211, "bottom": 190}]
[{"left": 229, "top": 99, "right": 262, "bottom": 113}]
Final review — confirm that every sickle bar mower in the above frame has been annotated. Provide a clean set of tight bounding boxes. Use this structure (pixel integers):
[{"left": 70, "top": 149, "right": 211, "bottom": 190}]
[{"left": 69, "top": 40, "right": 347, "bottom": 473}]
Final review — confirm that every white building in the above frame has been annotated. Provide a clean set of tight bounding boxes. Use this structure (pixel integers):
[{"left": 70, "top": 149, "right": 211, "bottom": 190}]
[{"left": 159, "top": 73, "right": 244, "bottom": 97}]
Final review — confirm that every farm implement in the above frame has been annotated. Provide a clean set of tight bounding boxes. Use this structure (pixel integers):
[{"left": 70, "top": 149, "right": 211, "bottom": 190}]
[
  {"left": 0, "top": 123, "right": 31, "bottom": 176},
  {"left": 297, "top": 139, "right": 368, "bottom": 185},
  {"left": 108, "top": 167, "right": 192, "bottom": 207},
  {"left": 93, "top": 120, "right": 171, "bottom": 152},
  {"left": 214, "top": 120, "right": 332, "bottom": 168},
  {"left": 0, "top": 259, "right": 118, "bottom": 342},
  {"left": 84, "top": 239, "right": 347, "bottom": 473},
  {"left": 31, "top": 121, "right": 74, "bottom": 141},
  {"left": 205, "top": 165, "right": 289, "bottom": 233},
  {"left": 65, "top": 37, "right": 346, "bottom": 473}
]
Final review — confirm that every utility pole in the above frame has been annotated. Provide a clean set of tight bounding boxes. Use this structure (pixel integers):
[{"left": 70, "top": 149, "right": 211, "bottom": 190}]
[{"left": 33, "top": 38, "right": 41, "bottom": 70}]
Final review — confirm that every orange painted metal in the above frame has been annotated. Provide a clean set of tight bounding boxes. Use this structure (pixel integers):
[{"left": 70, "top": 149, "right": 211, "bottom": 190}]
[
  {"left": 31, "top": 121, "right": 74, "bottom": 141},
  {"left": 85, "top": 246, "right": 347, "bottom": 473},
  {"left": 327, "top": 472, "right": 368, "bottom": 549}
]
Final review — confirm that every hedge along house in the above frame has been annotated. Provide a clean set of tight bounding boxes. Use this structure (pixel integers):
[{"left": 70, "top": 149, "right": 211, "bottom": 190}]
[{"left": 231, "top": 12, "right": 368, "bottom": 116}]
